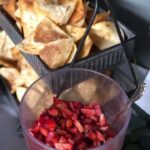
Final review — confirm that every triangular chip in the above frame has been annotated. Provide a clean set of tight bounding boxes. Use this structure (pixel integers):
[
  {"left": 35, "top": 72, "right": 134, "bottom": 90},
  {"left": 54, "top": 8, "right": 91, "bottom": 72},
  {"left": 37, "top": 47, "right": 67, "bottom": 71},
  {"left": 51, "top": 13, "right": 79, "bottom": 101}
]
[
  {"left": 17, "top": 18, "right": 70, "bottom": 55},
  {"left": 34, "top": 0, "right": 76, "bottom": 25},
  {"left": 90, "top": 21, "right": 121, "bottom": 50},
  {"left": 65, "top": 44, "right": 77, "bottom": 64},
  {"left": 39, "top": 38, "right": 74, "bottom": 69},
  {"left": 78, "top": 35, "right": 93, "bottom": 59},
  {"left": 69, "top": 0, "right": 85, "bottom": 26},
  {"left": 63, "top": 25, "right": 86, "bottom": 42},
  {"left": 19, "top": 0, "right": 44, "bottom": 37}
]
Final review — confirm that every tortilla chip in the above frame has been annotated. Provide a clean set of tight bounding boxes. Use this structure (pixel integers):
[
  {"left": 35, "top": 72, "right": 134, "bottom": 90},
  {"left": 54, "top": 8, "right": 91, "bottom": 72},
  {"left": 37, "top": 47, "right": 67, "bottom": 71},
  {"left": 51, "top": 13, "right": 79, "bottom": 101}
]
[
  {"left": 63, "top": 25, "right": 86, "bottom": 42},
  {"left": 65, "top": 44, "right": 77, "bottom": 64},
  {"left": 34, "top": 0, "right": 76, "bottom": 25},
  {"left": 69, "top": 0, "right": 85, "bottom": 26},
  {"left": 0, "top": 67, "right": 21, "bottom": 93},
  {"left": 39, "top": 38, "right": 74, "bottom": 69},
  {"left": 2, "top": 0, "right": 17, "bottom": 19},
  {"left": 19, "top": 0, "right": 44, "bottom": 37},
  {"left": 78, "top": 35, "right": 93, "bottom": 59},
  {"left": 16, "top": 18, "right": 71, "bottom": 55},
  {"left": 16, "top": 87, "right": 27, "bottom": 102},
  {"left": 90, "top": 21, "right": 121, "bottom": 50}
]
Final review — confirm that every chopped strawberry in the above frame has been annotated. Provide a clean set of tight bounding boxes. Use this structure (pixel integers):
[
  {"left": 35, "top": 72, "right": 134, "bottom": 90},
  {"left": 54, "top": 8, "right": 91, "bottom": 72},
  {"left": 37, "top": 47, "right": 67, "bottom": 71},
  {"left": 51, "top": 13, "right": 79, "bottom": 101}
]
[
  {"left": 81, "top": 108, "right": 96, "bottom": 117},
  {"left": 72, "top": 113, "right": 78, "bottom": 121},
  {"left": 100, "top": 126, "right": 109, "bottom": 131},
  {"left": 48, "top": 107, "right": 59, "bottom": 117},
  {"left": 73, "top": 133, "right": 83, "bottom": 144},
  {"left": 44, "top": 119, "right": 57, "bottom": 131},
  {"left": 66, "top": 119, "right": 73, "bottom": 128},
  {"left": 56, "top": 129, "right": 67, "bottom": 135},
  {"left": 88, "top": 131, "right": 96, "bottom": 140},
  {"left": 46, "top": 131, "right": 55, "bottom": 143},
  {"left": 69, "top": 127, "right": 78, "bottom": 134},
  {"left": 96, "top": 131, "right": 105, "bottom": 142},
  {"left": 54, "top": 143, "right": 73, "bottom": 150},
  {"left": 100, "top": 114, "right": 107, "bottom": 127},
  {"left": 94, "top": 104, "right": 102, "bottom": 116},
  {"left": 32, "top": 121, "right": 40, "bottom": 134},
  {"left": 74, "top": 120, "right": 84, "bottom": 133},
  {"left": 84, "top": 124, "right": 91, "bottom": 132},
  {"left": 93, "top": 139, "right": 100, "bottom": 147},
  {"left": 77, "top": 142, "right": 87, "bottom": 150},
  {"left": 40, "top": 127, "right": 48, "bottom": 137},
  {"left": 56, "top": 104, "right": 72, "bottom": 117},
  {"left": 59, "top": 136, "right": 68, "bottom": 143},
  {"left": 51, "top": 135, "right": 60, "bottom": 143}
]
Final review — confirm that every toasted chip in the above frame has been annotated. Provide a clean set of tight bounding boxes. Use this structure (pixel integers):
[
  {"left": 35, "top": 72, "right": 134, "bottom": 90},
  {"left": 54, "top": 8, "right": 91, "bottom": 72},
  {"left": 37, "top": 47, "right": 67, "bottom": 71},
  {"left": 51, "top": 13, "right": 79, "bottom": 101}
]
[
  {"left": 63, "top": 25, "right": 86, "bottom": 42},
  {"left": 39, "top": 38, "right": 74, "bottom": 69},
  {"left": 34, "top": 0, "right": 76, "bottom": 25},
  {"left": 65, "top": 44, "right": 77, "bottom": 64},
  {"left": 78, "top": 35, "right": 93, "bottom": 59},
  {"left": 90, "top": 21, "right": 121, "bottom": 50},
  {"left": 16, "top": 87, "right": 27, "bottom": 102},
  {"left": 0, "top": 67, "right": 21, "bottom": 93},
  {"left": 19, "top": 0, "right": 44, "bottom": 37},
  {"left": 1, "top": 0, "right": 17, "bottom": 19},
  {"left": 69, "top": 0, "right": 85, "bottom": 26},
  {"left": 16, "top": 18, "right": 70, "bottom": 55}
]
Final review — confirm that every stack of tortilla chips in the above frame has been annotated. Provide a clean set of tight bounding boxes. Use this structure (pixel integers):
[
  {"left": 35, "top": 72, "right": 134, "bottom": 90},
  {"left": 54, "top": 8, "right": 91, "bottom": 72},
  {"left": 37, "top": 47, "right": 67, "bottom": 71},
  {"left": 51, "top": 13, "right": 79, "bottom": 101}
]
[{"left": 1, "top": 0, "right": 121, "bottom": 69}]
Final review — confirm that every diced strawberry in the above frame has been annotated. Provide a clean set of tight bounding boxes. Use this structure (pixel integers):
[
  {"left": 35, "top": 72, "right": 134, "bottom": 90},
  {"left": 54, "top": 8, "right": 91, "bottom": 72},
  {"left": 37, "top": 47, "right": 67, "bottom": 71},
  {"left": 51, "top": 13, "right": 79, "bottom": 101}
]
[
  {"left": 44, "top": 119, "right": 57, "bottom": 131},
  {"left": 93, "top": 139, "right": 100, "bottom": 147},
  {"left": 32, "top": 121, "right": 40, "bottom": 134},
  {"left": 73, "top": 133, "right": 83, "bottom": 144},
  {"left": 69, "top": 127, "right": 78, "bottom": 134},
  {"left": 100, "top": 126, "right": 109, "bottom": 131},
  {"left": 56, "top": 129, "right": 67, "bottom": 135},
  {"left": 59, "top": 119, "right": 65, "bottom": 129},
  {"left": 48, "top": 107, "right": 59, "bottom": 117},
  {"left": 51, "top": 135, "right": 60, "bottom": 143},
  {"left": 99, "top": 114, "right": 107, "bottom": 127},
  {"left": 36, "top": 133, "right": 44, "bottom": 142},
  {"left": 54, "top": 143, "right": 73, "bottom": 150},
  {"left": 96, "top": 131, "right": 105, "bottom": 142},
  {"left": 88, "top": 131, "right": 96, "bottom": 140},
  {"left": 66, "top": 134, "right": 72, "bottom": 139},
  {"left": 74, "top": 120, "right": 84, "bottom": 133},
  {"left": 66, "top": 119, "right": 73, "bottom": 128},
  {"left": 68, "top": 139, "right": 74, "bottom": 144},
  {"left": 77, "top": 142, "right": 87, "bottom": 150},
  {"left": 40, "top": 127, "right": 48, "bottom": 137},
  {"left": 84, "top": 124, "right": 91, "bottom": 132},
  {"left": 91, "top": 116, "right": 98, "bottom": 121},
  {"left": 72, "top": 113, "right": 78, "bottom": 121},
  {"left": 28, "top": 129, "right": 35, "bottom": 137},
  {"left": 45, "top": 131, "right": 55, "bottom": 143},
  {"left": 69, "top": 102, "right": 76, "bottom": 111},
  {"left": 56, "top": 104, "right": 72, "bottom": 117},
  {"left": 94, "top": 104, "right": 102, "bottom": 116},
  {"left": 59, "top": 136, "right": 68, "bottom": 143},
  {"left": 81, "top": 108, "right": 96, "bottom": 117}
]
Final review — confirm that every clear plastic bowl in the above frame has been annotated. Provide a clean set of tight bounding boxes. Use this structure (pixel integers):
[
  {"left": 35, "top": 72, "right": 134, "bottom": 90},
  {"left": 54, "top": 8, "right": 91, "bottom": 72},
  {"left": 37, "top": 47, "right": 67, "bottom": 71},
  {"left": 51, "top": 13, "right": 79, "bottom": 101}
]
[{"left": 20, "top": 68, "right": 131, "bottom": 150}]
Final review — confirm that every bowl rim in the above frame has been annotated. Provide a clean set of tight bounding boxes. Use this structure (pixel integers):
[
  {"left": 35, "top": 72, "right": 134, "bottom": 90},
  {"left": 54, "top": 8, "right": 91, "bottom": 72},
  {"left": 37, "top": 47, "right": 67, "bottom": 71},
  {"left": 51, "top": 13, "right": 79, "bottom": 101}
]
[{"left": 20, "top": 68, "right": 131, "bottom": 150}]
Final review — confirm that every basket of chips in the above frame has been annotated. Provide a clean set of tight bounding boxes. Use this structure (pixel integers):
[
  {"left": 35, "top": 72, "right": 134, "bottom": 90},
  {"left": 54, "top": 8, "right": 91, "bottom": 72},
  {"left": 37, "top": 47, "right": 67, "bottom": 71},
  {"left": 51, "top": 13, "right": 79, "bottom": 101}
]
[{"left": 0, "top": 0, "right": 136, "bottom": 77}]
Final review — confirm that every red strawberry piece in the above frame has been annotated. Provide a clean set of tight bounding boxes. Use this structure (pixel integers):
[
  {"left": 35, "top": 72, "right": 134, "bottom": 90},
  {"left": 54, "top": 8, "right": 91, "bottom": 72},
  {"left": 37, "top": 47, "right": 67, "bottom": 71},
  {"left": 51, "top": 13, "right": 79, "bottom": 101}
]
[
  {"left": 51, "top": 135, "right": 60, "bottom": 143},
  {"left": 84, "top": 124, "right": 91, "bottom": 132},
  {"left": 96, "top": 131, "right": 105, "bottom": 142},
  {"left": 44, "top": 119, "right": 57, "bottom": 131},
  {"left": 46, "top": 131, "right": 55, "bottom": 143},
  {"left": 66, "top": 119, "right": 73, "bottom": 128},
  {"left": 74, "top": 120, "right": 84, "bottom": 133},
  {"left": 69, "top": 102, "right": 76, "bottom": 111},
  {"left": 99, "top": 114, "right": 107, "bottom": 127},
  {"left": 59, "top": 136, "right": 68, "bottom": 143},
  {"left": 69, "top": 127, "right": 78, "bottom": 134},
  {"left": 81, "top": 108, "right": 96, "bottom": 117},
  {"left": 77, "top": 142, "right": 87, "bottom": 150},
  {"left": 40, "top": 127, "right": 48, "bottom": 137},
  {"left": 100, "top": 126, "right": 109, "bottom": 131},
  {"left": 36, "top": 133, "right": 44, "bottom": 142},
  {"left": 73, "top": 133, "right": 83, "bottom": 144},
  {"left": 66, "top": 134, "right": 72, "bottom": 139},
  {"left": 93, "top": 139, "right": 100, "bottom": 147},
  {"left": 68, "top": 139, "right": 74, "bottom": 144},
  {"left": 88, "top": 131, "right": 96, "bottom": 140},
  {"left": 72, "top": 113, "right": 78, "bottom": 121},
  {"left": 32, "top": 121, "right": 40, "bottom": 134},
  {"left": 48, "top": 107, "right": 59, "bottom": 117},
  {"left": 54, "top": 143, "right": 73, "bottom": 150},
  {"left": 56, "top": 104, "right": 72, "bottom": 117},
  {"left": 91, "top": 116, "right": 98, "bottom": 121},
  {"left": 94, "top": 104, "right": 102, "bottom": 116},
  {"left": 56, "top": 129, "right": 67, "bottom": 135}
]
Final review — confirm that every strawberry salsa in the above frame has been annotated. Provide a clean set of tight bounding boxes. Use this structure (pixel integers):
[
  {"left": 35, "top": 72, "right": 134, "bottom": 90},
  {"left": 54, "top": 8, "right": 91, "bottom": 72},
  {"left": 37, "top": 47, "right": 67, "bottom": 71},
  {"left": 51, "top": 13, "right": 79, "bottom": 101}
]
[{"left": 29, "top": 97, "right": 115, "bottom": 150}]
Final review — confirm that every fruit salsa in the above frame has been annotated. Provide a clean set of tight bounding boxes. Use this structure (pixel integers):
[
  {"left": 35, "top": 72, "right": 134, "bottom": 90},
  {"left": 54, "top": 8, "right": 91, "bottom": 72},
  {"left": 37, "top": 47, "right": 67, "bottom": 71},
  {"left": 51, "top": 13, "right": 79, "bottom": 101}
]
[{"left": 29, "top": 97, "right": 115, "bottom": 150}]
